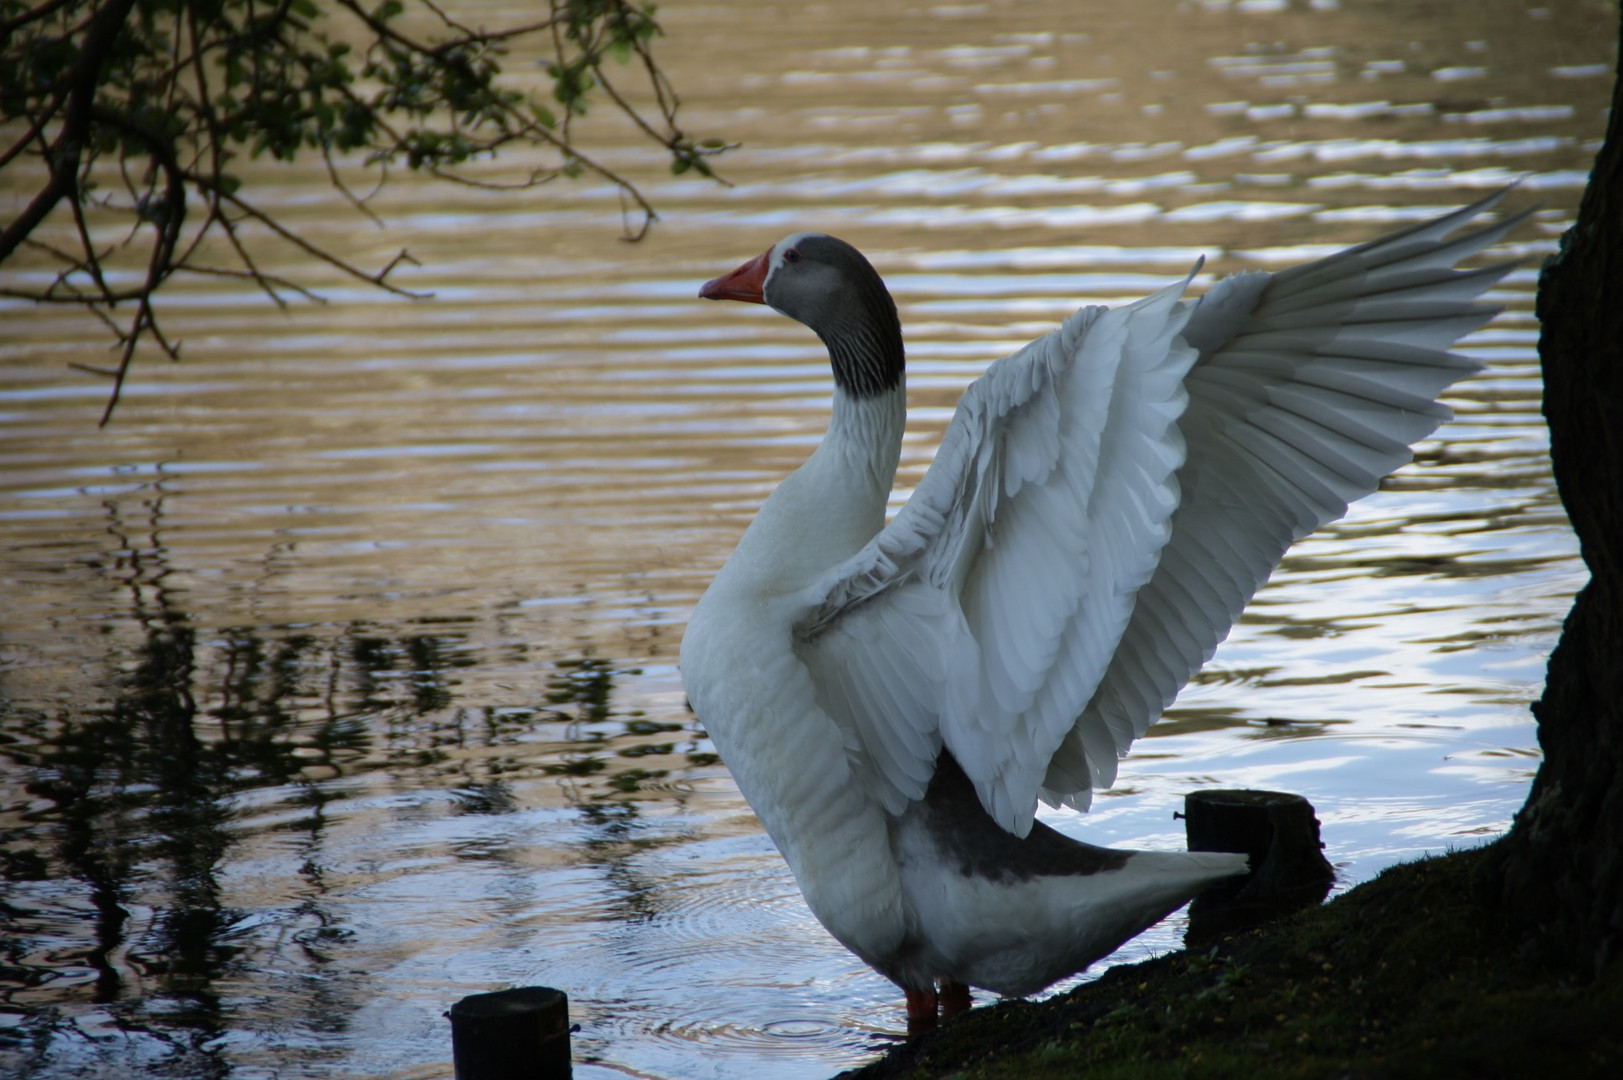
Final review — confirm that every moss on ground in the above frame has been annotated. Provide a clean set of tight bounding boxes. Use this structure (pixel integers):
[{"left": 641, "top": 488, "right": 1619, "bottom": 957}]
[{"left": 837, "top": 845, "right": 1623, "bottom": 1079}]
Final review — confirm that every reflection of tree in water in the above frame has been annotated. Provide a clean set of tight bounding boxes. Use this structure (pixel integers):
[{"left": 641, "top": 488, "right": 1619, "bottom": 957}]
[
  {"left": 3, "top": 491, "right": 261, "bottom": 1075},
  {"left": 0, "top": 489, "right": 680, "bottom": 1077}
]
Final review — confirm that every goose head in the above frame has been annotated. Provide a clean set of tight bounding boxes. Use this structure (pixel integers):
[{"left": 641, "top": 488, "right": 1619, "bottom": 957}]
[{"left": 701, "top": 233, "right": 905, "bottom": 398}]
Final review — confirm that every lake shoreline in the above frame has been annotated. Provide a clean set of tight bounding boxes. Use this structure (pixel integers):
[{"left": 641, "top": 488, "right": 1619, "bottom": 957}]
[{"left": 838, "top": 843, "right": 1623, "bottom": 1078}]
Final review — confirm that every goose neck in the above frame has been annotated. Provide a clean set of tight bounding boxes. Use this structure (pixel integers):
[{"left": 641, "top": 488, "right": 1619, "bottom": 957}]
[{"left": 824, "top": 380, "right": 907, "bottom": 498}]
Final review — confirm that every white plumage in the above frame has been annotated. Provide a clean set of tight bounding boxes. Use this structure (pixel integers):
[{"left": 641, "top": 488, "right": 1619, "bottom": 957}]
[{"left": 680, "top": 190, "right": 1525, "bottom": 1024}]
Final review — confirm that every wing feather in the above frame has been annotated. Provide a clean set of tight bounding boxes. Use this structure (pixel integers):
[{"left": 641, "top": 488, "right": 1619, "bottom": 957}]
[{"left": 1040, "top": 188, "right": 1531, "bottom": 808}]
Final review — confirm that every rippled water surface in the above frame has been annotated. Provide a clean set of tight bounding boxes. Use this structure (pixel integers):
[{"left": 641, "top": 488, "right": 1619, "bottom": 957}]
[{"left": 1, "top": 1, "right": 1613, "bottom": 1077}]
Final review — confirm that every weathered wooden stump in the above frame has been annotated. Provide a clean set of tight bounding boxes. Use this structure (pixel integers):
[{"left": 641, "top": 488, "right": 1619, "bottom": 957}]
[
  {"left": 449, "top": 986, "right": 572, "bottom": 1080},
  {"left": 1183, "top": 789, "right": 1335, "bottom": 944}
]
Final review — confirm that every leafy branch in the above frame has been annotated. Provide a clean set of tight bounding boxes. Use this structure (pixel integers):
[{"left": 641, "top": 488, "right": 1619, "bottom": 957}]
[{"left": 0, "top": 0, "right": 731, "bottom": 423}]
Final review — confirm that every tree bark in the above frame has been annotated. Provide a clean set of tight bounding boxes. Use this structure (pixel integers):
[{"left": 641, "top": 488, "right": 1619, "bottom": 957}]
[{"left": 1481, "top": 3, "right": 1623, "bottom": 979}]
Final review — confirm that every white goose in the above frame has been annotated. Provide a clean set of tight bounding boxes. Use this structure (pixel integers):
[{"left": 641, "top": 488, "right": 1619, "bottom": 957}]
[{"left": 679, "top": 191, "right": 1526, "bottom": 1028}]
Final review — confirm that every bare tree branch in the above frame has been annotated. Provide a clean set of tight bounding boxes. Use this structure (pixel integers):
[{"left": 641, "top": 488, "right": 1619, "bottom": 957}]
[
  {"left": 0, "top": 0, "right": 730, "bottom": 422},
  {"left": 0, "top": 0, "right": 141, "bottom": 264}
]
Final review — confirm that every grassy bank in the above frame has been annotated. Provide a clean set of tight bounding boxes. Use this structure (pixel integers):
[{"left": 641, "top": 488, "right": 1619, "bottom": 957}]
[{"left": 839, "top": 845, "right": 1622, "bottom": 1079}]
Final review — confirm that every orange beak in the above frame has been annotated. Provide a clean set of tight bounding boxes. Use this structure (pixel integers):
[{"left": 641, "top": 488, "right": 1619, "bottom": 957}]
[{"left": 699, "top": 248, "right": 771, "bottom": 303}]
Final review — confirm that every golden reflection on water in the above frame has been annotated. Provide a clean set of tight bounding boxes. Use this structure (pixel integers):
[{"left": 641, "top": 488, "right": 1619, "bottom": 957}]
[{"left": 0, "top": 1, "right": 1613, "bottom": 1077}]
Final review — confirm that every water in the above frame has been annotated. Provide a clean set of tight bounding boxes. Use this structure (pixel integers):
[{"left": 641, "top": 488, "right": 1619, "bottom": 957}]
[{"left": 0, "top": 0, "right": 1611, "bottom": 1076}]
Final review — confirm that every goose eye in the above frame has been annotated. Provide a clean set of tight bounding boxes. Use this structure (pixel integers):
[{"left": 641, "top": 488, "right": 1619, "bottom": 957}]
[{"left": 783, "top": 249, "right": 801, "bottom": 264}]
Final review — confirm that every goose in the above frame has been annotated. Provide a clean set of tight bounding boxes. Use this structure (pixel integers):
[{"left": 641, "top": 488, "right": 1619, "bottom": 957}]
[{"left": 679, "top": 190, "right": 1526, "bottom": 1029}]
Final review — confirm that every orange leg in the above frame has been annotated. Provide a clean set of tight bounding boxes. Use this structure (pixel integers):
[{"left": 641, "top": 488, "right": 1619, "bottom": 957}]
[
  {"left": 939, "top": 978, "right": 972, "bottom": 1019},
  {"left": 905, "top": 986, "right": 938, "bottom": 1034}
]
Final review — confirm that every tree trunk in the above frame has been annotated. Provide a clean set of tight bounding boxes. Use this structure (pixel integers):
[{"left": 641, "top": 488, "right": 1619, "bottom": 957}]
[{"left": 1481, "top": 4, "right": 1623, "bottom": 979}]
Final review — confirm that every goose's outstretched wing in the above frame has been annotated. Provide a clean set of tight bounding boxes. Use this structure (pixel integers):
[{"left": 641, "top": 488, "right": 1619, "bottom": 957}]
[
  {"left": 795, "top": 189, "right": 1526, "bottom": 837},
  {"left": 1041, "top": 189, "right": 1530, "bottom": 811}
]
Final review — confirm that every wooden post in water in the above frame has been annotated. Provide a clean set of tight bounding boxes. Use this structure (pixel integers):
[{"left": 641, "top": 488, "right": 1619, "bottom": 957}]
[
  {"left": 449, "top": 986, "right": 572, "bottom": 1080},
  {"left": 1182, "top": 789, "right": 1335, "bottom": 944}
]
